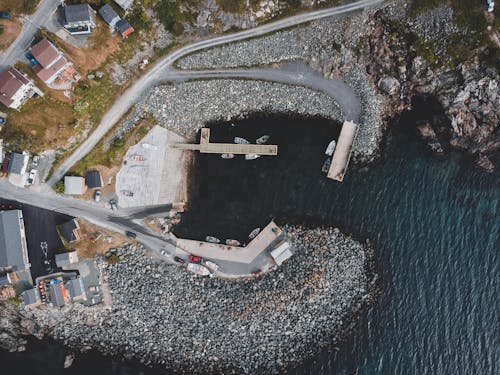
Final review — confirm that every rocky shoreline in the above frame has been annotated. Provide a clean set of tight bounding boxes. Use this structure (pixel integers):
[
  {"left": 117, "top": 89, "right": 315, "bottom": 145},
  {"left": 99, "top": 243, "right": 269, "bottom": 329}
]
[{"left": 9, "top": 226, "right": 377, "bottom": 373}]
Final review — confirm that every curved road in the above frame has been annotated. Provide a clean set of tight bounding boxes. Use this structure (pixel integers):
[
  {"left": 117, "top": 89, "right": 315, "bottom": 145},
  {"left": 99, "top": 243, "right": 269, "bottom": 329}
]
[{"left": 47, "top": 0, "right": 384, "bottom": 186}]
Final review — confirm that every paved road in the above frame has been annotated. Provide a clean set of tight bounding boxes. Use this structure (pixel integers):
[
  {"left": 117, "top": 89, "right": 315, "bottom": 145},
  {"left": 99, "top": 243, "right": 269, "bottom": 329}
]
[
  {"left": 47, "top": 0, "right": 384, "bottom": 186},
  {"left": 0, "top": 0, "right": 62, "bottom": 70}
]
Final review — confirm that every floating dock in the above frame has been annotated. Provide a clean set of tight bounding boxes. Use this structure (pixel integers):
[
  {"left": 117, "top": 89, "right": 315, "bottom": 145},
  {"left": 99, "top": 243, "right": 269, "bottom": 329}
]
[
  {"left": 328, "top": 120, "right": 358, "bottom": 182},
  {"left": 171, "top": 128, "right": 278, "bottom": 156}
]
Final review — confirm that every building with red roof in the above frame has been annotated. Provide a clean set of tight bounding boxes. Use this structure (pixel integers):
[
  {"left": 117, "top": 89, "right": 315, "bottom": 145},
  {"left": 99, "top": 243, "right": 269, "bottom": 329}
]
[{"left": 0, "top": 67, "right": 41, "bottom": 109}]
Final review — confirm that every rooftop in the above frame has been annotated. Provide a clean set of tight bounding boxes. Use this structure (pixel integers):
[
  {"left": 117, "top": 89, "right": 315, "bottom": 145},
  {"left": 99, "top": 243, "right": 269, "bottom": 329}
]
[
  {"left": 64, "top": 4, "right": 94, "bottom": 24},
  {"left": 99, "top": 4, "right": 120, "bottom": 26},
  {"left": 85, "top": 170, "right": 103, "bottom": 188},
  {"left": 64, "top": 176, "right": 86, "bottom": 195},
  {"left": 0, "top": 68, "right": 31, "bottom": 108},
  {"left": 0, "top": 210, "right": 29, "bottom": 272},
  {"left": 57, "top": 219, "right": 80, "bottom": 243},
  {"left": 7, "top": 152, "right": 28, "bottom": 175}
]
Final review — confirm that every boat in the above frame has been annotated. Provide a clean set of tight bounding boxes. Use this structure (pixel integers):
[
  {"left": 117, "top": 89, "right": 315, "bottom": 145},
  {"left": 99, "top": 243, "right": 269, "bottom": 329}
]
[
  {"left": 206, "top": 236, "right": 221, "bottom": 244},
  {"left": 256, "top": 135, "right": 270, "bottom": 144},
  {"left": 245, "top": 154, "right": 260, "bottom": 160},
  {"left": 130, "top": 154, "right": 145, "bottom": 162},
  {"left": 248, "top": 227, "right": 261, "bottom": 240},
  {"left": 121, "top": 190, "right": 134, "bottom": 197},
  {"left": 325, "top": 140, "right": 336, "bottom": 156},
  {"left": 187, "top": 263, "right": 211, "bottom": 276},
  {"left": 205, "top": 261, "right": 220, "bottom": 271},
  {"left": 234, "top": 137, "right": 250, "bottom": 144},
  {"left": 226, "top": 239, "right": 241, "bottom": 246},
  {"left": 221, "top": 153, "right": 235, "bottom": 159},
  {"left": 322, "top": 157, "right": 331, "bottom": 173}
]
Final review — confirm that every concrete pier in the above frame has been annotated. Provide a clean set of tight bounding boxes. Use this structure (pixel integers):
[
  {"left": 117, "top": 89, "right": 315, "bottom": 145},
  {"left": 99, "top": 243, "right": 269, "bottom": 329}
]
[
  {"left": 328, "top": 120, "right": 358, "bottom": 182},
  {"left": 171, "top": 128, "right": 278, "bottom": 156}
]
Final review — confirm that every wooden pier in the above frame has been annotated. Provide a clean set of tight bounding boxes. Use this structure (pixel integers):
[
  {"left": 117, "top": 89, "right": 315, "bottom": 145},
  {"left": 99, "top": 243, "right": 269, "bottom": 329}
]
[{"left": 171, "top": 128, "right": 278, "bottom": 156}]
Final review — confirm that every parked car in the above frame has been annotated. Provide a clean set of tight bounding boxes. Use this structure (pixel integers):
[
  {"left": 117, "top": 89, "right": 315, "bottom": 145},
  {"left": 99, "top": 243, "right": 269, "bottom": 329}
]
[
  {"left": 173, "top": 256, "right": 185, "bottom": 264},
  {"left": 32, "top": 155, "right": 40, "bottom": 167},
  {"left": 26, "top": 169, "right": 37, "bottom": 185},
  {"left": 94, "top": 189, "right": 102, "bottom": 202},
  {"left": 0, "top": 12, "right": 10, "bottom": 20},
  {"left": 109, "top": 199, "right": 117, "bottom": 210},
  {"left": 160, "top": 249, "right": 169, "bottom": 257},
  {"left": 189, "top": 254, "right": 202, "bottom": 264},
  {"left": 125, "top": 231, "right": 137, "bottom": 239}
]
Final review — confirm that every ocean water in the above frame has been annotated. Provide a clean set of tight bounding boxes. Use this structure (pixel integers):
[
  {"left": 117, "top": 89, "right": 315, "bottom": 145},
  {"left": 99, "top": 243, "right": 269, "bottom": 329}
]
[{"left": 1, "top": 115, "right": 498, "bottom": 375}]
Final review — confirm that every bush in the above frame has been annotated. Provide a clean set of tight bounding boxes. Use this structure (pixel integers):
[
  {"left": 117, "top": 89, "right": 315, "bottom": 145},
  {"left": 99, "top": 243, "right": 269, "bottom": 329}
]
[{"left": 54, "top": 179, "right": 65, "bottom": 194}]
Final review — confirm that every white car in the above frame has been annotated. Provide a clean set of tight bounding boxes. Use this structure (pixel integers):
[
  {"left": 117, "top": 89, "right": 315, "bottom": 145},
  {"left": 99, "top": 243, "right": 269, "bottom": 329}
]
[
  {"left": 32, "top": 155, "right": 40, "bottom": 167},
  {"left": 27, "top": 169, "right": 37, "bottom": 185},
  {"left": 94, "top": 189, "right": 102, "bottom": 202}
]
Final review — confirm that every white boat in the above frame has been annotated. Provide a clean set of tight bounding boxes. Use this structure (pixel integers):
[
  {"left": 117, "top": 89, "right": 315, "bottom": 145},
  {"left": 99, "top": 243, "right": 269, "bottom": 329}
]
[
  {"left": 245, "top": 154, "right": 260, "bottom": 160},
  {"left": 187, "top": 263, "right": 211, "bottom": 276},
  {"left": 234, "top": 137, "right": 250, "bottom": 144},
  {"left": 322, "top": 158, "right": 331, "bottom": 173},
  {"left": 256, "top": 135, "right": 270, "bottom": 144},
  {"left": 325, "top": 140, "right": 336, "bottom": 156},
  {"left": 248, "top": 227, "right": 261, "bottom": 240},
  {"left": 221, "top": 153, "right": 235, "bottom": 159},
  {"left": 205, "top": 261, "right": 220, "bottom": 271},
  {"left": 225, "top": 239, "right": 241, "bottom": 246},
  {"left": 206, "top": 236, "right": 221, "bottom": 244}
]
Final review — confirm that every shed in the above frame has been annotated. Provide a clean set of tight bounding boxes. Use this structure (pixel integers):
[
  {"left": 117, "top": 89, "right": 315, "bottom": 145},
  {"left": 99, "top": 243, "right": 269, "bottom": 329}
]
[
  {"left": 99, "top": 4, "right": 120, "bottom": 28},
  {"left": 7, "top": 152, "right": 28, "bottom": 175},
  {"left": 21, "top": 288, "right": 41, "bottom": 307},
  {"left": 66, "top": 278, "right": 87, "bottom": 302},
  {"left": 55, "top": 251, "right": 79, "bottom": 268},
  {"left": 57, "top": 219, "right": 80, "bottom": 243},
  {"left": 64, "top": 176, "right": 86, "bottom": 195},
  {"left": 49, "top": 282, "right": 68, "bottom": 307},
  {"left": 116, "top": 19, "right": 134, "bottom": 37},
  {"left": 113, "top": 0, "right": 134, "bottom": 11},
  {"left": 85, "top": 170, "right": 103, "bottom": 188}
]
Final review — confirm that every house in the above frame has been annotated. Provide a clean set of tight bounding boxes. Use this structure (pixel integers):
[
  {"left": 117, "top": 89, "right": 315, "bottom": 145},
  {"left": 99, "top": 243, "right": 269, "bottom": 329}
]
[
  {"left": 113, "top": 0, "right": 134, "bottom": 11},
  {"left": 85, "top": 170, "right": 103, "bottom": 188},
  {"left": 7, "top": 152, "right": 29, "bottom": 176},
  {"left": 20, "top": 288, "right": 42, "bottom": 307},
  {"left": 57, "top": 219, "right": 81, "bottom": 243},
  {"left": 0, "top": 67, "right": 41, "bottom": 110},
  {"left": 30, "top": 38, "right": 79, "bottom": 87},
  {"left": 55, "top": 251, "right": 79, "bottom": 268},
  {"left": 62, "top": 4, "right": 96, "bottom": 35},
  {"left": 64, "top": 176, "right": 87, "bottom": 195},
  {"left": 66, "top": 278, "right": 87, "bottom": 302},
  {"left": 99, "top": 4, "right": 120, "bottom": 29},
  {"left": 0, "top": 210, "right": 30, "bottom": 272},
  {"left": 48, "top": 281, "right": 69, "bottom": 307},
  {"left": 116, "top": 19, "right": 134, "bottom": 38}
]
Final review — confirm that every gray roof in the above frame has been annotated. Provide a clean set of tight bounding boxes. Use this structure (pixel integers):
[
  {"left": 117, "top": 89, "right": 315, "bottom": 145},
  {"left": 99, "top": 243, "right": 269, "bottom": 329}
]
[
  {"left": 99, "top": 4, "right": 120, "bottom": 25},
  {"left": 66, "top": 278, "right": 85, "bottom": 299},
  {"left": 0, "top": 274, "right": 11, "bottom": 286},
  {"left": 55, "top": 251, "right": 78, "bottom": 268},
  {"left": 85, "top": 170, "right": 103, "bottom": 188},
  {"left": 116, "top": 19, "right": 132, "bottom": 34},
  {"left": 49, "top": 283, "right": 66, "bottom": 306},
  {"left": 0, "top": 210, "right": 28, "bottom": 271},
  {"left": 64, "top": 176, "right": 86, "bottom": 195},
  {"left": 8, "top": 153, "right": 27, "bottom": 174},
  {"left": 64, "top": 4, "right": 93, "bottom": 23},
  {"left": 57, "top": 219, "right": 80, "bottom": 243},
  {"left": 113, "top": 0, "right": 134, "bottom": 11},
  {"left": 21, "top": 288, "right": 40, "bottom": 305}
]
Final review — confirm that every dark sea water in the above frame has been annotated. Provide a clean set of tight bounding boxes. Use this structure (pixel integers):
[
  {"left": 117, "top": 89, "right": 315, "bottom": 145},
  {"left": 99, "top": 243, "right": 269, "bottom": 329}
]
[{"left": 1, "top": 114, "right": 498, "bottom": 375}]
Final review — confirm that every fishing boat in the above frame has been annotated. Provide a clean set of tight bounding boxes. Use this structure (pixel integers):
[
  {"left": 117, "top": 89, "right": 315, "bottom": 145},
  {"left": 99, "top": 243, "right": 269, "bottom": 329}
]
[
  {"left": 206, "top": 236, "right": 221, "bottom": 244},
  {"left": 234, "top": 137, "right": 250, "bottom": 144},
  {"left": 322, "top": 157, "right": 331, "bottom": 173},
  {"left": 248, "top": 227, "right": 261, "bottom": 240},
  {"left": 226, "top": 239, "right": 241, "bottom": 246},
  {"left": 221, "top": 153, "right": 235, "bottom": 159},
  {"left": 256, "top": 135, "right": 270, "bottom": 144},
  {"left": 187, "top": 263, "right": 211, "bottom": 276},
  {"left": 205, "top": 261, "right": 220, "bottom": 271},
  {"left": 245, "top": 154, "right": 260, "bottom": 160},
  {"left": 325, "top": 140, "right": 336, "bottom": 156}
]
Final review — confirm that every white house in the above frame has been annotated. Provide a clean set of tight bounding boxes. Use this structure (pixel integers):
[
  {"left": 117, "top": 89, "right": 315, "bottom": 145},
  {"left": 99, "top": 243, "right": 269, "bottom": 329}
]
[{"left": 0, "top": 68, "right": 41, "bottom": 110}]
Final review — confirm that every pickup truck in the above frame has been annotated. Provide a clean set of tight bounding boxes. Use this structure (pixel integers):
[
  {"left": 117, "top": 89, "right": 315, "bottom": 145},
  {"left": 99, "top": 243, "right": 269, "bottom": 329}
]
[{"left": 0, "top": 12, "right": 10, "bottom": 20}]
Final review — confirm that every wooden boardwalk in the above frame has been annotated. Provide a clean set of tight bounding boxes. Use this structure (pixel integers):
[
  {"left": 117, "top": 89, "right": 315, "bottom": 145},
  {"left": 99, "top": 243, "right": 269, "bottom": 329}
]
[{"left": 171, "top": 128, "right": 278, "bottom": 156}]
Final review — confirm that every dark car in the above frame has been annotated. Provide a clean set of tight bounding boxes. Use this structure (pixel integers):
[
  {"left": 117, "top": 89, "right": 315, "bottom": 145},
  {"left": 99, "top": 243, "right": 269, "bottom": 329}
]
[
  {"left": 173, "top": 256, "right": 185, "bottom": 264},
  {"left": 125, "top": 231, "right": 137, "bottom": 239},
  {"left": 189, "top": 254, "right": 202, "bottom": 264}
]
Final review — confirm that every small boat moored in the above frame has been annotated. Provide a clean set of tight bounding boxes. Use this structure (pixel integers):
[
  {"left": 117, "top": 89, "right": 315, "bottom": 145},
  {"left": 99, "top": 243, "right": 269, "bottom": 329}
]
[
  {"left": 322, "top": 158, "right": 331, "bottom": 173},
  {"left": 325, "top": 140, "right": 336, "bottom": 156},
  {"left": 206, "top": 236, "right": 221, "bottom": 244},
  {"left": 234, "top": 137, "right": 250, "bottom": 144},
  {"left": 245, "top": 154, "right": 260, "bottom": 160},
  {"left": 225, "top": 239, "right": 241, "bottom": 246},
  {"left": 187, "top": 263, "right": 211, "bottom": 276},
  {"left": 248, "top": 227, "right": 261, "bottom": 240},
  {"left": 256, "top": 135, "right": 270, "bottom": 144},
  {"left": 221, "top": 153, "right": 235, "bottom": 159}
]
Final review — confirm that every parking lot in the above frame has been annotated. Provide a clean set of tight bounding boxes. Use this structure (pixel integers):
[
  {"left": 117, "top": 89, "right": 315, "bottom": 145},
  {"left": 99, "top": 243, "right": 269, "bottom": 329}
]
[{"left": 0, "top": 199, "right": 71, "bottom": 281}]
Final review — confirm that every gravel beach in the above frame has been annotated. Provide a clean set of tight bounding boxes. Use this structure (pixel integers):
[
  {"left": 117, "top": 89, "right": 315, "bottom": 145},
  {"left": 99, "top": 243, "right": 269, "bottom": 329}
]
[{"left": 21, "top": 225, "right": 377, "bottom": 373}]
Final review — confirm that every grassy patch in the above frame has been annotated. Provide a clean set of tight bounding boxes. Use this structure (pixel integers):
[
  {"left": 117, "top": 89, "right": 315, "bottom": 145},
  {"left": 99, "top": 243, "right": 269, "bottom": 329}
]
[
  {"left": 69, "top": 114, "right": 156, "bottom": 175},
  {"left": 1, "top": 0, "right": 39, "bottom": 15},
  {"left": 105, "top": 253, "right": 120, "bottom": 265}
]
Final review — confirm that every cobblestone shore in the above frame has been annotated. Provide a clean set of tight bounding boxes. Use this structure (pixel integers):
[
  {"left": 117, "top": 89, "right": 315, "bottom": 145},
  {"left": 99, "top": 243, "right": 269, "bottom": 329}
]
[{"left": 22, "top": 225, "right": 377, "bottom": 373}]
